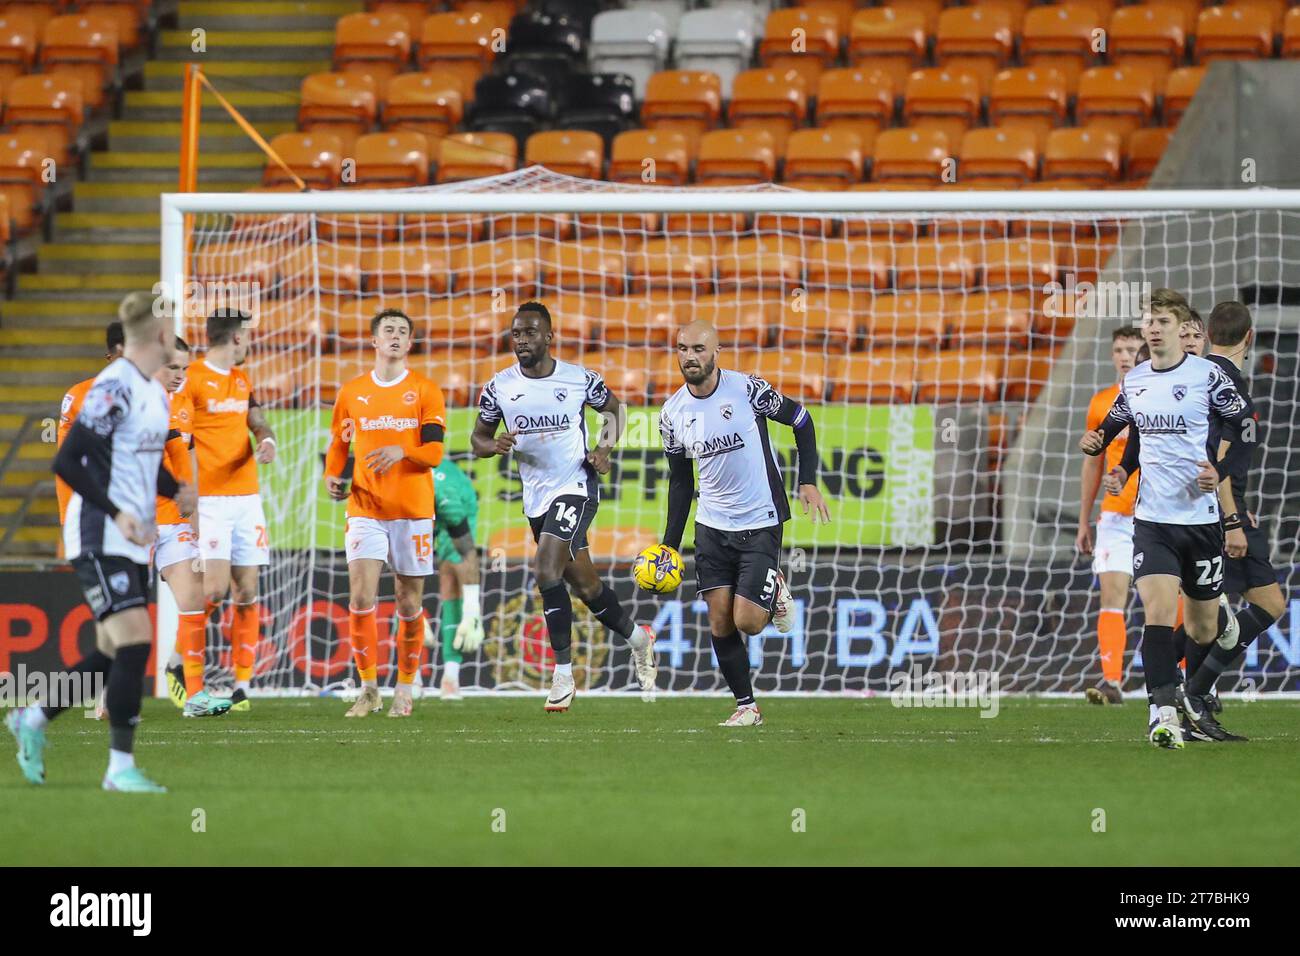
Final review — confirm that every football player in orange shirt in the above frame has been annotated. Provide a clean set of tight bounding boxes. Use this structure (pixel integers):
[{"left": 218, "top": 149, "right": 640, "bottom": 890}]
[
  {"left": 155, "top": 336, "right": 231, "bottom": 718},
  {"left": 1076, "top": 324, "right": 1143, "bottom": 705},
  {"left": 324, "top": 308, "right": 447, "bottom": 718},
  {"left": 180, "top": 309, "right": 277, "bottom": 712},
  {"left": 56, "top": 320, "right": 125, "bottom": 530}
]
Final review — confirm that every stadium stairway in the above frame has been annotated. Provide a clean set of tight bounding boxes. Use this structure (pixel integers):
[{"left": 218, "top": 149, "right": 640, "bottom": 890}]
[{"left": 0, "top": 0, "right": 360, "bottom": 558}]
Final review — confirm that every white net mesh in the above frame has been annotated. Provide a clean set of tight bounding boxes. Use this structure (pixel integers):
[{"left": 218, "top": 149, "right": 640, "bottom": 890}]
[{"left": 179, "top": 169, "right": 1300, "bottom": 695}]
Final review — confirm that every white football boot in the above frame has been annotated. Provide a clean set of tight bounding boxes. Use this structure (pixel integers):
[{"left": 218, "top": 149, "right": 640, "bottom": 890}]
[{"left": 545, "top": 670, "right": 576, "bottom": 713}]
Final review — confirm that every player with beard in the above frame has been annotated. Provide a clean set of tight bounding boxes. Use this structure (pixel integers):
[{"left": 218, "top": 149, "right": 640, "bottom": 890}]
[
  {"left": 472, "top": 302, "right": 657, "bottom": 712},
  {"left": 659, "top": 321, "right": 830, "bottom": 727}
]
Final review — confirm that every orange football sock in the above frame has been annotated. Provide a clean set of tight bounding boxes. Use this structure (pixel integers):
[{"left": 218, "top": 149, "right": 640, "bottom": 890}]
[
  {"left": 1097, "top": 609, "right": 1127, "bottom": 684},
  {"left": 350, "top": 606, "right": 379, "bottom": 685},
  {"left": 180, "top": 609, "right": 207, "bottom": 696},
  {"left": 396, "top": 612, "right": 424, "bottom": 686},
  {"left": 232, "top": 602, "right": 259, "bottom": 684}
]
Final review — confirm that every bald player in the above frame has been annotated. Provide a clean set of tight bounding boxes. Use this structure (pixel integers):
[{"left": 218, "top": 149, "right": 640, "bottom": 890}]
[
  {"left": 472, "top": 301, "right": 657, "bottom": 712},
  {"left": 659, "top": 321, "right": 830, "bottom": 728}
]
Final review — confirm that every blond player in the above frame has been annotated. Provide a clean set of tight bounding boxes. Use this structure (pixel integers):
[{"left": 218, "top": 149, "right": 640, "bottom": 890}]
[
  {"left": 156, "top": 337, "right": 230, "bottom": 718},
  {"left": 1076, "top": 325, "right": 1143, "bottom": 705},
  {"left": 179, "top": 309, "right": 277, "bottom": 711},
  {"left": 324, "top": 308, "right": 447, "bottom": 718}
]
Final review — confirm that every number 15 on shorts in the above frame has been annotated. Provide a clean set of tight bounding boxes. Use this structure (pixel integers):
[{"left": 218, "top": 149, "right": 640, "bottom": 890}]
[{"left": 411, "top": 533, "right": 432, "bottom": 560}]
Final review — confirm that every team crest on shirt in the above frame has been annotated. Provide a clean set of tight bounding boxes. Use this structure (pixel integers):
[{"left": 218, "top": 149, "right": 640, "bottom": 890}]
[
  {"left": 721, "top": 403, "right": 733, "bottom": 420},
  {"left": 1133, "top": 552, "right": 1144, "bottom": 571},
  {"left": 1173, "top": 385, "right": 1187, "bottom": 401},
  {"left": 86, "top": 585, "right": 106, "bottom": 611},
  {"left": 236, "top": 379, "right": 247, "bottom": 393},
  {"left": 402, "top": 390, "right": 417, "bottom": 405},
  {"left": 109, "top": 571, "right": 129, "bottom": 595},
  {"left": 554, "top": 388, "right": 568, "bottom": 402}
]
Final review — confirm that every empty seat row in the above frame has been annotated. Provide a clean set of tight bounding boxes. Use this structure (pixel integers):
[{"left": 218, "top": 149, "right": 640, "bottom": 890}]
[{"left": 250, "top": 342, "right": 1058, "bottom": 407}]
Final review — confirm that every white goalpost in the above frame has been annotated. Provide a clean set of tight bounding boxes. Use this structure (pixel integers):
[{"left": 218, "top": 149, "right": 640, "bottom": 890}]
[{"left": 156, "top": 177, "right": 1300, "bottom": 698}]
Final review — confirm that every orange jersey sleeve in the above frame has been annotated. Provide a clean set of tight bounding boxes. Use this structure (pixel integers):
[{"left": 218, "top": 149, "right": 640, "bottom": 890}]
[
  {"left": 342, "top": 371, "right": 437, "bottom": 521},
  {"left": 404, "top": 377, "right": 447, "bottom": 469},
  {"left": 157, "top": 389, "right": 195, "bottom": 525},
  {"left": 325, "top": 387, "right": 351, "bottom": 480},
  {"left": 1087, "top": 384, "right": 1137, "bottom": 516},
  {"left": 55, "top": 377, "right": 95, "bottom": 526},
  {"left": 187, "top": 361, "right": 259, "bottom": 496}
]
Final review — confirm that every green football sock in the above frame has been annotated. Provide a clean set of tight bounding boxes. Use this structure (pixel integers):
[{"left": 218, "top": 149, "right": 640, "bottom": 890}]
[{"left": 441, "top": 597, "right": 464, "bottom": 665}]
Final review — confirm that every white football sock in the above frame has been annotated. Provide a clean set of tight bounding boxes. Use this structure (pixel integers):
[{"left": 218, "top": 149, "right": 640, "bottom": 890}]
[
  {"left": 23, "top": 706, "right": 49, "bottom": 731},
  {"left": 444, "top": 660, "right": 460, "bottom": 682},
  {"left": 554, "top": 663, "right": 573, "bottom": 679},
  {"left": 108, "top": 749, "right": 135, "bottom": 775}
]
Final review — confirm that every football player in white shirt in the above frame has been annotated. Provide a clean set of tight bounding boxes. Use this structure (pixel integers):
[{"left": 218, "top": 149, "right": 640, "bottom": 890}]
[
  {"left": 1081, "top": 297, "right": 1251, "bottom": 749},
  {"left": 659, "top": 321, "right": 830, "bottom": 727},
  {"left": 472, "top": 303, "right": 657, "bottom": 712},
  {"left": 7, "top": 303, "right": 196, "bottom": 792}
]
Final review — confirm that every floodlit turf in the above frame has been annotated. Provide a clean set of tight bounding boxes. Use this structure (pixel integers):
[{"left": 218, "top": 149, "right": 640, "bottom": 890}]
[{"left": 3, "top": 697, "right": 1298, "bottom": 866}]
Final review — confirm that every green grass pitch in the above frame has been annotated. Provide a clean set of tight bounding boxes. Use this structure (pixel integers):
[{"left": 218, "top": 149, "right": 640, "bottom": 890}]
[{"left": 3, "top": 697, "right": 1298, "bottom": 866}]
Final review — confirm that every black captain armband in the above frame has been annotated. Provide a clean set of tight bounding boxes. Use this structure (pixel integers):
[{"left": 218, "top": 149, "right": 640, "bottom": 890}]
[{"left": 1223, "top": 513, "right": 1243, "bottom": 532}]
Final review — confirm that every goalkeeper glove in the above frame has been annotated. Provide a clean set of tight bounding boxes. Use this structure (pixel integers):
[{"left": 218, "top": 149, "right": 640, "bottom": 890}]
[{"left": 453, "top": 614, "right": 484, "bottom": 654}]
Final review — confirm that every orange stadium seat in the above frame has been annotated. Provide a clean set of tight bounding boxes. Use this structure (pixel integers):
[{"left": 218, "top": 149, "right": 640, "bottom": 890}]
[
  {"left": 751, "top": 349, "right": 829, "bottom": 403},
  {"left": 780, "top": 290, "right": 862, "bottom": 351},
  {"left": 792, "top": 0, "right": 853, "bottom": 32},
  {"left": 283, "top": 242, "right": 363, "bottom": 293},
  {"left": 947, "top": 290, "right": 1034, "bottom": 348},
  {"left": 849, "top": 7, "right": 927, "bottom": 89},
  {"left": 641, "top": 70, "right": 723, "bottom": 146},
  {"left": 525, "top": 130, "right": 604, "bottom": 180},
  {"left": 1163, "top": 66, "right": 1205, "bottom": 124},
  {"left": 1108, "top": 5, "right": 1186, "bottom": 82},
  {"left": 829, "top": 350, "right": 918, "bottom": 402},
  {"left": 1196, "top": 5, "right": 1275, "bottom": 61},
  {"left": 351, "top": 130, "right": 429, "bottom": 186},
  {"left": 717, "top": 235, "right": 804, "bottom": 291},
  {"left": 629, "top": 236, "right": 715, "bottom": 293},
  {"left": 805, "top": 239, "right": 891, "bottom": 291},
  {"left": 1021, "top": 4, "right": 1104, "bottom": 93},
  {"left": 988, "top": 67, "right": 1069, "bottom": 146},
  {"left": 609, "top": 128, "right": 690, "bottom": 186},
  {"left": 542, "top": 238, "right": 629, "bottom": 295},
  {"left": 448, "top": 236, "right": 536, "bottom": 295},
  {"left": 815, "top": 68, "right": 893, "bottom": 149},
  {"left": 1060, "top": 0, "right": 1117, "bottom": 20},
  {"left": 690, "top": 295, "right": 779, "bottom": 349},
  {"left": 333, "top": 13, "right": 412, "bottom": 93},
  {"left": 417, "top": 11, "right": 500, "bottom": 91},
  {"left": 39, "top": 15, "right": 117, "bottom": 110},
  {"left": 1126, "top": 126, "right": 1172, "bottom": 180},
  {"left": 367, "top": 1, "right": 431, "bottom": 35},
  {"left": 865, "top": 291, "right": 948, "bottom": 347},
  {"left": 903, "top": 68, "right": 983, "bottom": 146},
  {"left": 1231, "top": 0, "right": 1286, "bottom": 30},
  {"left": 2, "top": 74, "right": 83, "bottom": 166},
  {"left": 299, "top": 72, "right": 378, "bottom": 153},
  {"left": 696, "top": 127, "right": 776, "bottom": 184},
  {"left": 783, "top": 127, "right": 865, "bottom": 185},
  {"left": 584, "top": 346, "right": 671, "bottom": 402},
  {"left": 383, "top": 71, "right": 465, "bottom": 141},
  {"left": 981, "top": 238, "right": 1060, "bottom": 289},
  {"left": 871, "top": 127, "right": 951, "bottom": 185},
  {"left": 0, "top": 2, "right": 60, "bottom": 36},
  {"left": 434, "top": 130, "right": 514, "bottom": 182},
  {"left": 1043, "top": 127, "right": 1122, "bottom": 184},
  {"left": 759, "top": 7, "right": 840, "bottom": 90},
  {"left": 1076, "top": 66, "right": 1157, "bottom": 136},
  {"left": 0, "top": 129, "right": 45, "bottom": 234},
  {"left": 411, "top": 348, "right": 483, "bottom": 406},
  {"left": 420, "top": 293, "right": 509, "bottom": 353},
  {"left": 935, "top": 5, "right": 1016, "bottom": 91},
  {"left": 728, "top": 68, "right": 808, "bottom": 154},
  {"left": 264, "top": 132, "right": 343, "bottom": 188},
  {"left": 0, "top": 13, "right": 38, "bottom": 84},
  {"left": 1003, "top": 348, "right": 1057, "bottom": 401},
  {"left": 959, "top": 126, "right": 1039, "bottom": 184},
  {"left": 361, "top": 243, "right": 452, "bottom": 294},
  {"left": 1285, "top": 7, "right": 1300, "bottom": 56},
  {"left": 662, "top": 188, "right": 746, "bottom": 237},
  {"left": 79, "top": 2, "right": 140, "bottom": 51},
  {"left": 595, "top": 296, "right": 678, "bottom": 347},
  {"left": 894, "top": 239, "right": 978, "bottom": 290},
  {"left": 917, "top": 349, "right": 1005, "bottom": 402},
  {"left": 192, "top": 237, "right": 277, "bottom": 288},
  {"left": 490, "top": 211, "right": 572, "bottom": 241}
]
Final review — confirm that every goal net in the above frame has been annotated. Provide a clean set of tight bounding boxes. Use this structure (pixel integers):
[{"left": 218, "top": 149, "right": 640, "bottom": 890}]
[{"left": 160, "top": 172, "right": 1300, "bottom": 696}]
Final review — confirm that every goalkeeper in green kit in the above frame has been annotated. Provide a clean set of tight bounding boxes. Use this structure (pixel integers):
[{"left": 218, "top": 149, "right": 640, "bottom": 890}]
[{"left": 423, "top": 457, "right": 483, "bottom": 700}]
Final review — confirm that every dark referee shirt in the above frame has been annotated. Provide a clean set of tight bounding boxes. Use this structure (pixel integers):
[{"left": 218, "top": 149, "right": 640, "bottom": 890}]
[{"left": 1207, "top": 352, "right": 1260, "bottom": 511}]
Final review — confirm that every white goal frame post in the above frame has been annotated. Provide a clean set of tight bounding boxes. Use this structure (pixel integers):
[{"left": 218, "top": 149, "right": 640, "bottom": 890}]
[{"left": 154, "top": 185, "right": 1300, "bottom": 697}]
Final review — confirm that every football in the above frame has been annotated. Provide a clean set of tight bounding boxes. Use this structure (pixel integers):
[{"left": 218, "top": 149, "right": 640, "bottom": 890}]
[{"left": 632, "top": 544, "right": 683, "bottom": 594}]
